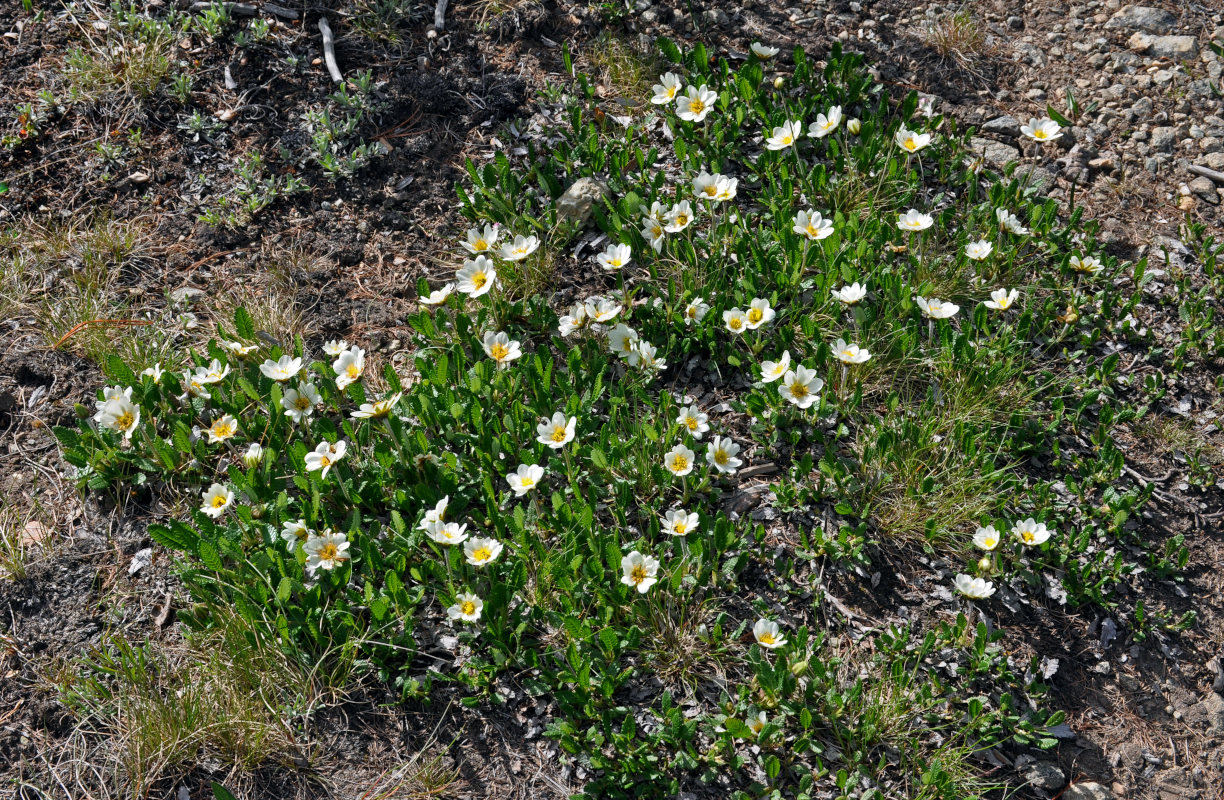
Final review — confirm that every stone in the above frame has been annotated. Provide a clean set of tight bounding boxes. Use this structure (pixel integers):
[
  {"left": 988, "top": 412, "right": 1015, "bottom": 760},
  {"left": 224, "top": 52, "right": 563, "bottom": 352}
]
[
  {"left": 1064, "top": 782, "right": 1113, "bottom": 800},
  {"left": 982, "top": 115, "right": 1021, "bottom": 137},
  {"left": 1146, "top": 35, "right": 1198, "bottom": 58},
  {"left": 170, "top": 286, "right": 205, "bottom": 304},
  {"left": 1023, "top": 761, "right": 1067, "bottom": 792},
  {"left": 1016, "top": 165, "right": 1058, "bottom": 192},
  {"left": 555, "top": 177, "right": 611, "bottom": 224},
  {"left": 1104, "top": 5, "right": 1177, "bottom": 34},
  {"left": 972, "top": 136, "right": 1021, "bottom": 165},
  {"left": 1151, "top": 126, "right": 1178, "bottom": 152},
  {"left": 1204, "top": 692, "right": 1224, "bottom": 733}
]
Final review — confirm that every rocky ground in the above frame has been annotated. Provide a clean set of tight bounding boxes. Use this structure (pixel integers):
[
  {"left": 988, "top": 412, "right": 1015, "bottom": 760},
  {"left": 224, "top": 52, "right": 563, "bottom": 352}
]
[{"left": 1, "top": 1, "right": 1222, "bottom": 799}]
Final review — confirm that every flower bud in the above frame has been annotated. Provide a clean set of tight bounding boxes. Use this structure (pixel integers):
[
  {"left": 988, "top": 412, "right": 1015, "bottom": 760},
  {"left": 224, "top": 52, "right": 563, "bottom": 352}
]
[
  {"left": 789, "top": 659, "right": 809, "bottom": 677},
  {"left": 977, "top": 556, "right": 993, "bottom": 573},
  {"left": 847, "top": 118, "right": 861, "bottom": 135},
  {"left": 243, "top": 443, "right": 264, "bottom": 469},
  {"left": 772, "top": 76, "right": 785, "bottom": 89}
]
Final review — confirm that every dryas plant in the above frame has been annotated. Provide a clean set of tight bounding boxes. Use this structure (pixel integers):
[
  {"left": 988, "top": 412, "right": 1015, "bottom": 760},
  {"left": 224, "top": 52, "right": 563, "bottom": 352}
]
[{"left": 59, "top": 39, "right": 1158, "bottom": 799}]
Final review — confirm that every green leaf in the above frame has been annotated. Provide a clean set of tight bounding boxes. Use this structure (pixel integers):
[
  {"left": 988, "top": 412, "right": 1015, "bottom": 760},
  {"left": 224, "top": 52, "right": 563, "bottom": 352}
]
[
  {"left": 104, "top": 354, "right": 137, "bottom": 387},
  {"left": 1045, "top": 104, "right": 1072, "bottom": 128},
  {"left": 148, "top": 522, "right": 199, "bottom": 553},
  {"left": 212, "top": 783, "right": 239, "bottom": 800},
  {"left": 722, "top": 717, "right": 753, "bottom": 738},
  {"left": 233, "top": 307, "right": 255, "bottom": 339},
  {"left": 198, "top": 539, "right": 224, "bottom": 572},
  {"left": 590, "top": 447, "right": 608, "bottom": 470}
]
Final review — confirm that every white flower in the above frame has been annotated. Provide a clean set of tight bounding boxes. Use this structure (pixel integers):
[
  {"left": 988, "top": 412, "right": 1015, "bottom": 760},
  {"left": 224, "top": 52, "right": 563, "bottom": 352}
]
[
  {"left": 585, "top": 296, "right": 622, "bottom": 323},
  {"left": 793, "top": 209, "right": 834, "bottom": 240},
  {"left": 482, "top": 331, "right": 523, "bottom": 366},
  {"left": 984, "top": 288, "right": 1019, "bottom": 311},
  {"left": 973, "top": 525, "right": 1001, "bottom": 551},
  {"left": 141, "top": 364, "right": 164, "bottom": 383},
  {"left": 606, "top": 323, "right": 639, "bottom": 358},
  {"left": 418, "top": 496, "right": 449, "bottom": 531},
  {"left": 281, "top": 382, "right": 321, "bottom": 423},
  {"left": 748, "top": 710, "right": 769, "bottom": 735},
  {"left": 808, "top": 105, "right": 842, "bottom": 139},
  {"left": 322, "top": 339, "right": 348, "bottom": 357},
  {"left": 464, "top": 537, "right": 503, "bottom": 567},
  {"left": 676, "top": 405, "right": 709, "bottom": 439},
  {"left": 333, "top": 346, "right": 366, "bottom": 390},
  {"left": 558, "top": 304, "right": 589, "bottom": 337},
  {"left": 94, "top": 386, "right": 131, "bottom": 421},
  {"left": 633, "top": 340, "right": 666, "bottom": 371},
  {"left": 537, "top": 411, "right": 576, "bottom": 449},
  {"left": 662, "top": 509, "right": 699, "bottom": 536},
  {"left": 664, "top": 200, "right": 694, "bottom": 233},
  {"left": 675, "top": 84, "right": 717, "bottom": 123},
  {"left": 420, "top": 283, "right": 455, "bottom": 306},
  {"left": 750, "top": 42, "right": 780, "bottom": 59},
  {"left": 96, "top": 395, "right": 141, "bottom": 440},
  {"left": 596, "top": 243, "right": 632, "bottom": 271},
  {"left": 182, "top": 370, "right": 211, "bottom": 399},
  {"left": 280, "top": 519, "right": 309, "bottom": 552},
  {"left": 897, "top": 209, "right": 934, "bottom": 232},
  {"left": 765, "top": 120, "right": 803, "bottom": 150},
  {"left": 219, "top": 339, "right": 257, "bottom": 357},
  {"left": 760, "top": 351, "right": 791, "bottom": 383},
  {"left": 641, "top": 217, "right": 665, "bottom": 252},
  {"left": 507, "top": 463, "right": 544, "bottom": 496},
  {"left": 895, "top": 127, "right": 932, "bottom": 153},
  {"left": 447, "top": 592, "right": 484, "bottom": 623},
  {"left": 499, "top": 233, "right": 540, "bottom": 262},
  {"left": 831, "top": 283, "right": 867, "bottom": 305},
  {"left": 1020, "top": 117, "right": 1062, "bottom": 142},
  {"left": 745, "top": 298, "right": 775, "bottom": 330},
  {"left": 953, "top": 573, "right": 996, "bottom": 599},
  {"left": 304, "top": 530, "right": 350, "bottom": 573},
  {"left": 651, "top": 72, "right": 684, "bottom": 105},
  {"left": 242, "top": 443, "right": 264, "bottom": 469},
  {"left": 833, "top": 339, "right": 871, "bottom": 364},
  {"left": 350, "top": 393, "right": 402, "bottom": 419},
  {"left": 684, "top": 297, "right": 710, "bottom": 325},
  {"left": 782, "top": 366, "right": 824, "bottom": 409},
  {"left": 206, "top": 414, "right": 239, "bottom": 444},
  {"left": 1069, "top": 254, "right": 1103, "bottom": 275},
  {"left": 200, "top": 483, "right": 234, "bottom": 518},
  {"left": 259, "top": 354, "right": 303, "bottom": 382},
  {"left": 753, "top": 618, "right": 786, "bottom": 649},
  {"left": 917, "top": 94, "right": 937, "bottom": 118},
  {"left": 723, "top": 308, "right": 747, "bottom": 334},
  {"left": 996, "top": 208, "right": 1029, "bottom": 235},
  {"left": 198, "top": 359, "right": 230, "bottom": 384},
  {"left": 461, "top": 224, "right": 500, "bottom": 254},
  {"left": 915, "top": 296, "right": 960, "bottom": 320},
  {"left": 964, "top": 240, "right": 993, "bottom": 260},
  {"left": 456, "top": 255, "right": 497, "bottom": 297},
  {"left": 620, "top": 550, "right": 660, "bottom": 593},
  {"left": 1013, "top": 518, "right": 1052, "bottom": 546},
  {"left": 304, "top": 439, "right": 347, "bottom": 479},
  {"left": 664, "top": 443, "right": 696, "bottom": 477},
  {"left": 693, "top": 170, "right": 737, "bottom": 202},
  {"left": 707, "top": 435, "right": 742, "bottom": 474},
  {"left": 428, "top": 521, "right": 469, "bottom": 545},
  {"left": 847, "top": 118, "right": 862, "bottom": 135}
]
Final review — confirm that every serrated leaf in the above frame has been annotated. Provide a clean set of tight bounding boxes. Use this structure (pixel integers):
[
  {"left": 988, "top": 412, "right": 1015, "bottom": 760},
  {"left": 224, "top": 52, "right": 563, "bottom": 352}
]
[{"left": 233, "top": 307, "right": 255, "bottom": 339}]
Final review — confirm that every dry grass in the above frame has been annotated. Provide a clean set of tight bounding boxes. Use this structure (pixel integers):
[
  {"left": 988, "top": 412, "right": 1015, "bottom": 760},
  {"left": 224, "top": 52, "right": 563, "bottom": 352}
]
[
  {"left": 920, "top": 8, "right": 992, "bottom": 72},
  {"left": 211, "top": 242, "right": 316, "bottom": 349},
  {"left": 61, "top": 7, "right": 178, "bottom": 108},
  {"left": 583, "top": 33, "right": 663, "bottom": 103}
]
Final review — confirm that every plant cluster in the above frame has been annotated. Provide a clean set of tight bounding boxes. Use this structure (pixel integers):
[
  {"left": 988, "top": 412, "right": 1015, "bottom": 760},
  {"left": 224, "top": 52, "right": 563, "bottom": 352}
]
[{"left": 59, "top": 39, "right": 1174, "bottom": 798}]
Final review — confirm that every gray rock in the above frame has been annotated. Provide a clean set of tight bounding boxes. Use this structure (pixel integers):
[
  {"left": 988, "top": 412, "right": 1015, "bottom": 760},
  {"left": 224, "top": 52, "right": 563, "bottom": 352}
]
[
  {"left": 1189, "top": 176, "right": 1219, "bottom": 203},
  {"left": 982, "top": 115, "right": 1021, "bottom": 137},
  {"left": 1151, "top": 126, "right": 1178, "bottom": 152},
  {"left": 1016, "top": 165, "right": 1058, "bottom": 192},
  {"left": 555, "top": 177, "right": 611, "bottom": 225},
  {"left": 1104, "top": 5, "right": 1177, "bottom": 34},
  {"left": 1007, "top": 15, "right": 1023, "bottom": 30},
  {"left": 1064, "top": 782, "right": 1113, "bottom": 800},
  {"left": 972, "top": 136, "right": 1021, "bottom": 165},
  {"left": 1129, "top": 33, "right": 1199, "bottom": 58},
  {"left": 170, "top": 286, "right": 205, "bottom": 304},
  {"left": 1023, "top": 761, "right": 1066, "bottom": 792}
]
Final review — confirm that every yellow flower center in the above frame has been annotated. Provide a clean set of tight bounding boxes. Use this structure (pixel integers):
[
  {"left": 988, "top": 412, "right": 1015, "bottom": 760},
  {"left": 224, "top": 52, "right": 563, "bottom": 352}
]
[
  {"left": 842, "top": 349, "right": 855, "bottom": 359},
  {"left": 689, "top": 99, "right": 705, "bottom": 115},
  {"left": 319, "top": 455, "right": 332, "bottom": 467},
  {"left": 461, "top": 600, "right": 476, "bottom": 615},
  {"left": 780, "top": 134, "right": 792, "bottom": 145},
  {"left": 714, "top": 450, "right": 728, "bottom": 465},
  {"left": 520, "top": 476, "right": 535, "bottom": 488},
  {"left": 676, "top": 214, "right": 688, "bottom": 226},
  {"left": 472, "top": 547, "right": 491, "bottom": 562},
  {"left": 748, "top": 308, "right": 763, "bottom": 323},
  {"left": 1034, "top": 129, "right": 1047, "bottom": 140},
  {"left": 790, "top": 384, "right": 809, "bottom": 399},
  {"left": 703, "top": 185, "right": 718, "bottom": 197},
  {"left": 674, "top": 522, "right": 687, "bottom": 534},
  {"left": 631, "top": 565, "right": 647, "bottom": 584},
  {"left": 296, "top": 396, "right": 311, "bottom": 410},
  {"left": 472, "top": 271, "right": 487, "bottom": 289},
  {"left": 671, "top": 455, "right": 689, "bottom": 472},
  {"left": 116, "top": 410, "right": 135, "bottom": 430},
  {"left": 985, "top": 536, "right": 997, "bottom": 548},
  {"left": 490, "top": 343, "right": 509, "bottom": 360},
  {"left": 211, "top": 495, "right": 227, "bottom": 508},
  {"left": 473, "top": 239, "right": 488, "bottom": 250},
  {"left": 551, "top": 426, "right": 568, "bottom": 443},
  {"left": 758, "top": 632, "right": 776, "bottom": 645},
  {"left": 346, "top": 365, "right": 361, "bottom": 379},
  {"left": 685, "top": 417, "right": 698, "bottom": 431},
  {"left": 1022, "top": 531, "right": 1035, "bottom": 543},
  {"left": 318, "top": 543, "right": 338, "bottom": 560},
  {"left": 729, "top": 317, "right": 743, "bottom": 330},
  {"left": 212, "top": 422, "right": 234, "bottom": 437},
  {"left": 806, "top": 224, "right": 820, "bottom": 237}
]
